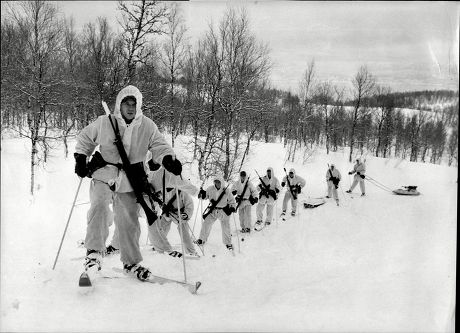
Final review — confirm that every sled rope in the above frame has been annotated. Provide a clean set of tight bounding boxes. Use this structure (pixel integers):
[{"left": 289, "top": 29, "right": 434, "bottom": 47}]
[{"left": 364, "top": 175, "right": 393, "bottom": 193}]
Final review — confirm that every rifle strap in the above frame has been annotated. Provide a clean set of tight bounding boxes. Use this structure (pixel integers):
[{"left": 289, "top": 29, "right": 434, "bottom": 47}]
[
  {"left": 236, "top": 178, "right": 250, "bottom": 211},
  {"left": 162, "top": 169, "right": 165, "bottom": 204},
  {"left": 108, "top": 114, "right": 119, "bottom": 138},
  {"left": 204, "top": 185, "right": 229, "bottom": 218}
]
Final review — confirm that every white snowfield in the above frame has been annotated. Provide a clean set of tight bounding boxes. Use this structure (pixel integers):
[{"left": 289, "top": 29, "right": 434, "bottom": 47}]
[{"left": 1, "top": 136, "right": 456, "bottom": 332}]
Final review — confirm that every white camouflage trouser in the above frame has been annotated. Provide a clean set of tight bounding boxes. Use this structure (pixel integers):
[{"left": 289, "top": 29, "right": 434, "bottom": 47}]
[
  {"left": 350, "top": 174, "right": 365, "bottom": 194},
  {"left": 148, "top": 216, "right": 195, "bottom": 254},
  {"left": 238, "top": 203, "right": 252, "bottom": 229},
  {"left": 327, "top": 180, "right": 339, "bottom": 201},
  {"left": 85, "top": 179, "right": 143, "bottom": 265},
  {"left": 282, "top": 191, "right": 298, "bottom": 213},
  {"left": 256, "top": 196, "right": 275, "bottom": 223},
  {"left": 199, "top": 209, "right": 231, "bottom": 246}
]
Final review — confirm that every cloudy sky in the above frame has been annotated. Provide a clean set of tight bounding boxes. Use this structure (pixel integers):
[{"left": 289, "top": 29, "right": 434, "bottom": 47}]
[{"left": 55, "top": 1, "right": 459, "bottom": 94}]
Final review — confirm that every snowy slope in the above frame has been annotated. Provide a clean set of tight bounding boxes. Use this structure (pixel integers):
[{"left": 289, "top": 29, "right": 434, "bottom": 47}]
[{"left": 1, "top": 135, "right": 456, "bottom": 332}]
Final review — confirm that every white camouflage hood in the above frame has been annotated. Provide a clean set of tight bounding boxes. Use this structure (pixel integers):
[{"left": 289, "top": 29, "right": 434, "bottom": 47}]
[
  {"left": 266, "top": 167, "right": 274, "bottom": 179},
  {"left": 114, "top": 85, "right": 143, "bottom": 120},
  {"left": 214, "top": 175, "right": 226, "bottom": 189}
]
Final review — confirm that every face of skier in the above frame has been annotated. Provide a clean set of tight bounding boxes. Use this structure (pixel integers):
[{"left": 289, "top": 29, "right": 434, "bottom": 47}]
[
  {"left": 121, "top": 97, "right": 137, "bottom": 122},
  {"left": 266, "top": 169, "right": 271, "bottom": 179},
  {"left": 240, "top": 171, "right": 246, "bottom": 182},
  {"left": 330, "top": 165, "right": 335, "bottom": 170},
  {"left": 289, "top": 172, "right": 294, "bottom": 178},
  {"left": 214, "top": 179, "right": 221, "bottom": 190}
]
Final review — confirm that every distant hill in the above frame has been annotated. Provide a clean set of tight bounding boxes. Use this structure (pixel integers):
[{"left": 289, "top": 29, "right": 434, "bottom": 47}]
[{"left": 388, "top": 90, "right": 458, "bottom": 111}]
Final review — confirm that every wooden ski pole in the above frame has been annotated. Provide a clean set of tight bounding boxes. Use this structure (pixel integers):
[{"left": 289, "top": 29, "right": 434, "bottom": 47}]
[
  {"left": 53, "top": 177, "right": 84, "bottom": 270},
  {"left": 175, "top": 180, "right": 188, "bottom": 283},
  {"left": 232, "top": 213, "right": 241, "bottom": 253}
]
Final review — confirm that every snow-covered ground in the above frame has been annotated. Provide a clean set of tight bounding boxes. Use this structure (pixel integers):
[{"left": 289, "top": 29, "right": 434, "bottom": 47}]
[{"left": 1, "top": 135, "right": 456, "bottom": 332}]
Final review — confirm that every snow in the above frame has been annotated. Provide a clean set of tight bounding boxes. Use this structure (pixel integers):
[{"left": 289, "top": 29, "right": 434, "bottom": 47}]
[{"left": 1, "top": 135, "right": 456, "bottom": 332}]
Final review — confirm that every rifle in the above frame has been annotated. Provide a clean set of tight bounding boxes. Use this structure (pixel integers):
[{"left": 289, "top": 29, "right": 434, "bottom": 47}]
[
  {"left": 104, "top": 105, "right": 158, "bottom": 226},
  {"left": 235, "top": 175, "right": 250, "bottom": 212},
  {"left": 255, "top": 170, "right": 277, "bottom": 200},
  {"left": 202, "top": 183, "right": 231, "bottom": 220},
  {"left": 327, "top": 164, "right": 339, "bottom": 189},
  {"left": 161, "top": 191, "right": 186, "bottom": 218},
  {"left": 283, "top": 168, "right": 297, "bottom": 200}
]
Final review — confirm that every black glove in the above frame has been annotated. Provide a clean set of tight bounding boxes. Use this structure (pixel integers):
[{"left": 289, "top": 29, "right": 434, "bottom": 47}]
[
  {"left": 162, "top": 155, "right": 182, "bottom": 176},
  {"left": 360, "top": 174, "right": 365, "bottom": 179},
  {"left": 148, "top": 159, "right": 161, "bottom": 171},
  {"left": 222, "top": 205, "right": 234, "bottom": 216},
  {"left": 198, "top": 188, "right": 206, "bottom": 199},
  {"left": 210, "top": 199, "right": 217, "bottom": 205},
  {"left": 249, "top": 195, "right": 258, "bottom": 205},
  {"left": 74, "top": 153, "right": 88, "bottom": 178},
  {"left": 281, "top": 182, "right": 286, "bottom": 187},
  {"left": 232, "top": 190, "right": 237, "bottom": 196},
  {"left": 275, "top": 188, "right": 280, "bottom": 193},
  {"left": 348, "top": 171, "right": 353, "bottom": 175},
  {"left": 235, "top": 195, "right": 242, "bottom": 204},
  {"left": 296, "top": 185, "right": 302, "bottom": 193}
]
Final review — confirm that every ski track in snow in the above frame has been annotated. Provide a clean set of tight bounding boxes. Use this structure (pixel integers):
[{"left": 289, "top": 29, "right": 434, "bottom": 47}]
[{"left": 1, "top": 136, "right": 456, "bottom": 332}]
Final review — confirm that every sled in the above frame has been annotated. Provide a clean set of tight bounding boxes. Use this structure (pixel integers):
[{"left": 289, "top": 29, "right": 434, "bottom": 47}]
[
  {"left": 393, "top": 186, "right": 420, "bottom": 196},
  {"left": 302, "top": 197, "right": 326, "bottom": 208}
]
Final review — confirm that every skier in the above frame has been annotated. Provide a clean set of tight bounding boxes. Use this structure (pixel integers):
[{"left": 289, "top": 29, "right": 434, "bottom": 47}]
[
  {"left": 346, "top": 158, "right": 366, "bottom": 196},
  {"left": 281, "top": 168, "right": 306, "bottom": 216},
  {"left": 255, "top": 167, "right": 281, "bottom": 230},
  {"left": 231, "top": 171, "right": 258, "bottom": 233},
  {"left": 74, "top": 85, "right": 182, "bottom": 282},
  {"left": 326, "top": 164, "right": 341, "bottom": 206},
  {"left": 195, "top": 176, "right": 237, "bottom": 251},
  {"left": 147, "top": 162, "right": 198, "bottom": 258}
]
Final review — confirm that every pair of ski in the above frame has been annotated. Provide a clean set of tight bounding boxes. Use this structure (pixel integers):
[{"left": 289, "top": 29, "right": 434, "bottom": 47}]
[{"left": 78, "top": 268, "right": 201, "bottom": 294}]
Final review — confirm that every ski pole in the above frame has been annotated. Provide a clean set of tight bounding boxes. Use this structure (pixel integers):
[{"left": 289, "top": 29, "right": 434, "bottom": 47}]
[
  {"left": 175, "top": 180, "right": 188, "bottom": 283},
  {"left": 53, "top": 177, "right": 84, "bottom": 270},
  {"left": 193, "top": 199, "right": 203, "bottom": 232},
  {"left": 274, "top": 200, "right": 278, "bottom": 228},
  {"left": 232, "top": 213, "right": 241, "bottom": 253}
]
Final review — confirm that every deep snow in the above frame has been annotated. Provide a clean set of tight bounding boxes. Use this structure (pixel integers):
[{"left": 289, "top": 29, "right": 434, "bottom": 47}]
[{"left": 1, "top": 135, "right": 456, "bottom": 332}]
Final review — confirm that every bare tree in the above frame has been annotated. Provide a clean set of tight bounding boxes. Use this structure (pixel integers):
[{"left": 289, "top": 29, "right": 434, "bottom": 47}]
[
  {"left": 118, "top": 0, "right": 168, "bottom": 84},
  {"left": 160, "top": 3, "right": 188, "bottom": 147},
  {"left": 217, "top": 7, "right": 270, "bottom": 178},
  {"left": 349, "top": 66, "right": 375, "bottom": 162},
  {"left": 374, "top": 85, "right": 394, "bottom": 157},
  {"left": 314, "top": 81, "right": 334, "bottom": 154},
  {"left": 5, "top": 0, "right": 63, "bottom": 194}
]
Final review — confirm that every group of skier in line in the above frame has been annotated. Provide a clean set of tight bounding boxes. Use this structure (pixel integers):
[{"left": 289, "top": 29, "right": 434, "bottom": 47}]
[{"left": 73, "top": 84, "right": 367, "bottom": 283}]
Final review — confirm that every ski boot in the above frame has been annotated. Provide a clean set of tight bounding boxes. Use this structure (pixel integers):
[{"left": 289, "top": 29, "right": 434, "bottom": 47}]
[
  {"left": 84, "top": 250, "right": 102, "bottom": 272},
  {"left": 105, "top": 244, "right": 119, "bottom": 256},
  {"left": 168, "top": 250, "right": 183, "bottom": 258},
  {"left": 123, "top": 263, "right": 152, "bottom": 282}
]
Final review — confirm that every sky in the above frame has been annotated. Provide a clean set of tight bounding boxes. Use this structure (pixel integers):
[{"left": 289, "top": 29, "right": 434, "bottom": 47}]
[{"left": 50, "top": 1, "right": 460, "bottom": 93}]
